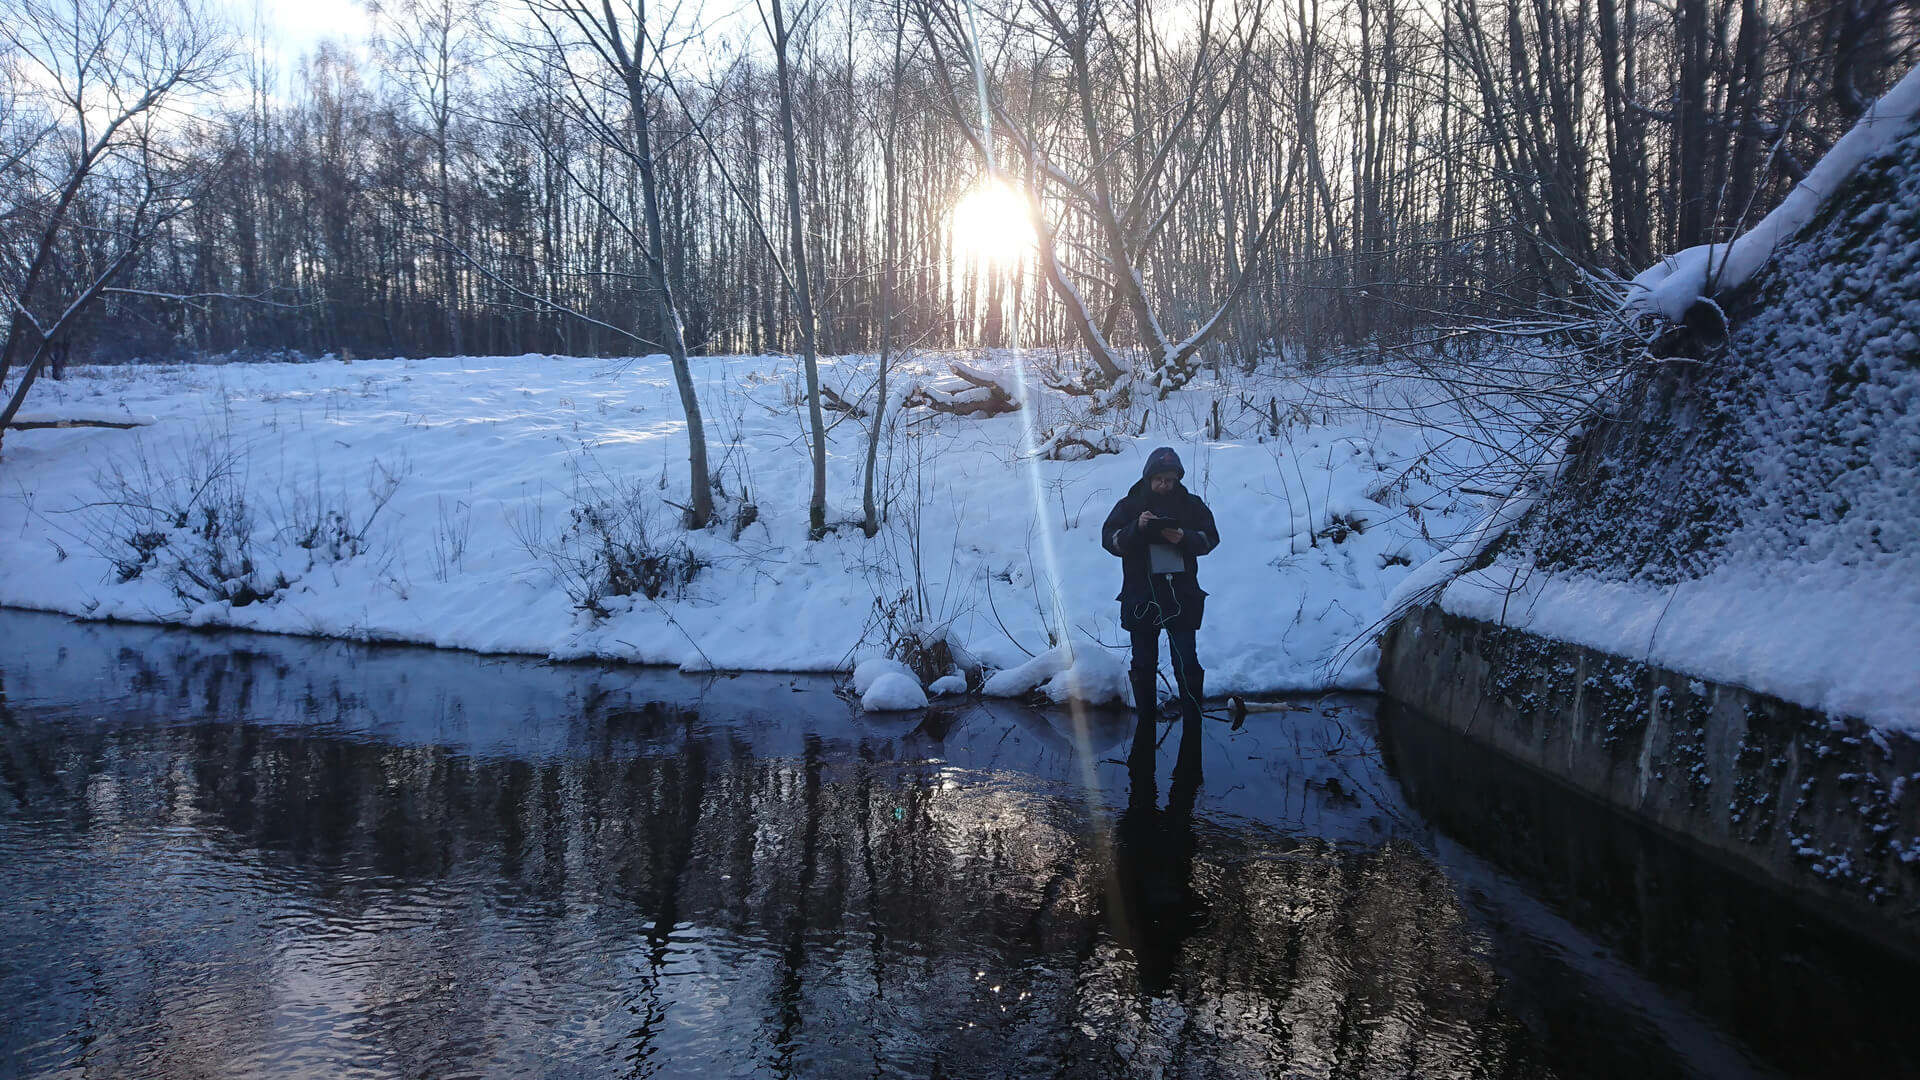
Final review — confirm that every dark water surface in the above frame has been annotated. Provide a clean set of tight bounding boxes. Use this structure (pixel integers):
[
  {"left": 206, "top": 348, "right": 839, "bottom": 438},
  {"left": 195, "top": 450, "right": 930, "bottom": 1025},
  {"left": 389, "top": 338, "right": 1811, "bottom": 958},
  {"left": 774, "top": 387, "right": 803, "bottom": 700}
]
[{"left": 1, "top": 612, "right": 1912, "bottom": 1079}]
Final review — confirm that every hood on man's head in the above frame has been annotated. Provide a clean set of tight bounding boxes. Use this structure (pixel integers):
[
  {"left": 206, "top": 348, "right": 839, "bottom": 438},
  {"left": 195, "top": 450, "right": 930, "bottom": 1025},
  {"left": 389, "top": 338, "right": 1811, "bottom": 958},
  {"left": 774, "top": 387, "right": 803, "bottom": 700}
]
[{"left": 1143, "top": 446, "right": 1184, "bottom": 480}]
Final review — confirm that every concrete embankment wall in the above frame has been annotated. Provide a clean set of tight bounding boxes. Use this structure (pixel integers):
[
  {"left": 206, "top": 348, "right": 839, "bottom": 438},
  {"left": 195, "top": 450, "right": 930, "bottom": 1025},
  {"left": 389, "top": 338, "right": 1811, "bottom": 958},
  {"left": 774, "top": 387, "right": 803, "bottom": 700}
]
[{"left": 1380, "top": 603, "right": 1920, "bottom": 957}]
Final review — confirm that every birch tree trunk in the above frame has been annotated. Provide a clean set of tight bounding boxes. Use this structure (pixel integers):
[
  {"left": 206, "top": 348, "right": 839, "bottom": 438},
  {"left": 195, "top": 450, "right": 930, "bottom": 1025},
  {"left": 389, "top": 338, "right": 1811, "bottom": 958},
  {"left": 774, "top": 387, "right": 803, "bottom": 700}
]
[
  {"left": 863, "top": 18, "right": 906, "bottom": 539},
  {"left": 769, "top": 0, "right": 830, "bottom": 540},
  {"left": 538, "top": 0, "right": 713, "bottom": 527}
]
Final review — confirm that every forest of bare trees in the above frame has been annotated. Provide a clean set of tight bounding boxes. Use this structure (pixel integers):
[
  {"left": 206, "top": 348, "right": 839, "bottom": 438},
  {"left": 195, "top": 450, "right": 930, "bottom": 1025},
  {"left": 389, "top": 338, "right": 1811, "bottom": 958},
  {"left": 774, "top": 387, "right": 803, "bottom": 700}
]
[{"left": 3, "top": 0, "right": 1915, "bottom": 373}]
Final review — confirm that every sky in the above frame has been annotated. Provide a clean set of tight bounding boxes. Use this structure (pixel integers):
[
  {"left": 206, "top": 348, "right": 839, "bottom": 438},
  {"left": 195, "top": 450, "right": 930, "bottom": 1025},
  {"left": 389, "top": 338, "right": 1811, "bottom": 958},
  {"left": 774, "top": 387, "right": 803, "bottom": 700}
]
[
  {"left": 216, "top": 0, "right": 764, "bottom": 90},
  {"left": 226, "top": 0, "right": 376, "bottom": 67}
]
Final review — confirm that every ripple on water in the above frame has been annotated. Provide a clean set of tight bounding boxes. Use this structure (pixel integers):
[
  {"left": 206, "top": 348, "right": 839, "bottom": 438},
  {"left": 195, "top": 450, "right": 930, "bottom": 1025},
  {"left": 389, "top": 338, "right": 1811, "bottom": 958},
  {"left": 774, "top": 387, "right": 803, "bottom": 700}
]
[{"left": 0, "top": 702, "right": 1576, "bottom": 1080}]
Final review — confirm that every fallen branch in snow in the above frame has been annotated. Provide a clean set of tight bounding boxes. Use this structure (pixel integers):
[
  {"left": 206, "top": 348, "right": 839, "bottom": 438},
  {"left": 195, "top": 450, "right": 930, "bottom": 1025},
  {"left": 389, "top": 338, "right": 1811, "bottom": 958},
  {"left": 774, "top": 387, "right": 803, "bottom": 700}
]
[
  {"left": 1038, "top": 434, "right": 1118, "bottom": 461},
  {"left": 1042, "top": 364, "right": 1121, "bottom": 399},
  {"left": 1034, "top": 421, "right": 1120, "bottom": 461},
  {"left": 820, "top": 384, "right": 867, "bottom": 417},
  {"left": 7, "top": 412, "right": 157, "bottom": 430},
  {"left": 1043, "top": 375, "right": 1099, "bottom": 396}
]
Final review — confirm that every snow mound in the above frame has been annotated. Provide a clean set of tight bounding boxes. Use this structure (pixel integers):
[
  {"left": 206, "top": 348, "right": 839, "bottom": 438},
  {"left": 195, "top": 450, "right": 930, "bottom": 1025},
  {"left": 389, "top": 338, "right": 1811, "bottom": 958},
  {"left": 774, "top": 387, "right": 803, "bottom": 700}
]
[
  {"left": 928, "top": 674, "right": 968, "bottom": 696},
  {"left": 981, "top": 638, "right": 1128, "bottom": 706},
  {"left": 853, "top": 656, "right": 919, "bottom": 696},
  {"left": 861, "top": 671, "right": 928, "bottom": 711}
]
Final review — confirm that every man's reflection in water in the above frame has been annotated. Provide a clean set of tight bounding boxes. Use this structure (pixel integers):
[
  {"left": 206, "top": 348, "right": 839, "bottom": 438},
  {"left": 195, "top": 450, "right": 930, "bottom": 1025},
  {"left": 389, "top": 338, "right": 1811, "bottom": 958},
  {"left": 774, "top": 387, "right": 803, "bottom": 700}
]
[{"left": 1107, "top": 716, "right": 1208, "bottom": 995}]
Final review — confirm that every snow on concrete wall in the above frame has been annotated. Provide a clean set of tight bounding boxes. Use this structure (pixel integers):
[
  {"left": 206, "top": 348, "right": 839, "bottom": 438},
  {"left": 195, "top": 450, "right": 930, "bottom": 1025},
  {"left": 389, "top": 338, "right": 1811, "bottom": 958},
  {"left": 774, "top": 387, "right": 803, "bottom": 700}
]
[{"left": 1430, "top": 87, "right": 1920, "bottom": 731}]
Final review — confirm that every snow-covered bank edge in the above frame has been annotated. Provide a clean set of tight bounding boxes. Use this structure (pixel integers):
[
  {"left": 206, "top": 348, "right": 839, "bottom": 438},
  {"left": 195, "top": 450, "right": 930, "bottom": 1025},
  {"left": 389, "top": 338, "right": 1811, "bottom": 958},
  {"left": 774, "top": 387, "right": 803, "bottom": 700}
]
[
  {"left": 1436, "top": 565, "right": 1920, "bottom": 730},
  {"left": 0, "top": 353, "right": 1503, "bottom": 708}
]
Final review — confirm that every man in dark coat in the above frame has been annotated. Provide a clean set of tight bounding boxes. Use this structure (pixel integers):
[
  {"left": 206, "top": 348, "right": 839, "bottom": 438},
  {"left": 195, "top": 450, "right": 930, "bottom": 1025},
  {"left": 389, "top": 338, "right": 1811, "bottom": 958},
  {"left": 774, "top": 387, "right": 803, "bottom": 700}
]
[{"left": 1102, "top": 446, "right": 1219, "bottom": 737}]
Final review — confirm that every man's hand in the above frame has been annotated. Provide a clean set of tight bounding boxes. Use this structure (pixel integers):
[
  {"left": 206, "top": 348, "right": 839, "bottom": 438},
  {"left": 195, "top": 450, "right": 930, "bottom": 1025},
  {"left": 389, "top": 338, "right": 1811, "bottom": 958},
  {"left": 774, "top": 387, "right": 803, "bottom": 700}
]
[{"left": 1136, "top": 512, "right": 1183, "bottom": 545}]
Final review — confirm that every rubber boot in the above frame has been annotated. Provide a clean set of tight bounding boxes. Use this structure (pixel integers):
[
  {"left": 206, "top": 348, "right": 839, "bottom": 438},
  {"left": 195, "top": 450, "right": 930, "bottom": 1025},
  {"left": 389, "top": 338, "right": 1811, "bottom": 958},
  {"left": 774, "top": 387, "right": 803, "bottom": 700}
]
[
  {"left": 1172, "top": 714, "right": 1204, "bottom": 789},
  {"left": 1177, "top": 669, "right": 1206, "bottom": 728},
  {"left": 1172, "top": 670, "right": 1204, "bottom": 788},
  {"left": 1130, "top": 671, "right": 1160, "bottom": 745}
]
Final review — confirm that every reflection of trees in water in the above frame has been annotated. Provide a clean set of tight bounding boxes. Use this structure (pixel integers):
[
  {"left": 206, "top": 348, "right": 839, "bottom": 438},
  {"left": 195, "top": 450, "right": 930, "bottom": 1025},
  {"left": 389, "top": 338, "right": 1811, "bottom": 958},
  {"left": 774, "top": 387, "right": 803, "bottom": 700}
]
[{"left": 1, "top": 706, "right": 1545, "bottom": 1078}]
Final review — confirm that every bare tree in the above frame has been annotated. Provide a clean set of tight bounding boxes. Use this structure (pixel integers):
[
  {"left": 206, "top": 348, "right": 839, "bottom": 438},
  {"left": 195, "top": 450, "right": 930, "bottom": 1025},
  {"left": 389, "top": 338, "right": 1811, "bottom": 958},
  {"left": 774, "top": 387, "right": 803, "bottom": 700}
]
[
  {"left": 370, "top": 0, "right": 491, "bottom": 356},
  {"left": 921, "top": 0, "right": 1288, "bottom": 394},
  {"left": 521, "top": 0, "right": 713, "bottom": 528},
  {"left": 1, "top": 0, "right": 1911, "bottom": 386},
  {"left": 0, "top": 0, "right": 230, "bottom": 452},
  {"left": 864, "top": 7, "right": 911, "bottom": 538},
  {"left": 764, "top": 0, "right": 832, "bottom": 538}
]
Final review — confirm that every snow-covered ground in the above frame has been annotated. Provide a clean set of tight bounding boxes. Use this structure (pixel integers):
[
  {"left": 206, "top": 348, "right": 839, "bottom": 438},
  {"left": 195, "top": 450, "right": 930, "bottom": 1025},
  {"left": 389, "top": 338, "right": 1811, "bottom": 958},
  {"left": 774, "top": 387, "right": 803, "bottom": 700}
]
[{"left": 0, "top": 352, "right": 1501, "bottom": 704}]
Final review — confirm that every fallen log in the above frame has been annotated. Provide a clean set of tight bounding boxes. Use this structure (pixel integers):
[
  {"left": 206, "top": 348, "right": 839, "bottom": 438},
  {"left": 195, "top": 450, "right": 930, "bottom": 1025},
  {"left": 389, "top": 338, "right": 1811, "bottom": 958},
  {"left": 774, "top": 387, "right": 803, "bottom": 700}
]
[
  {"left": 820, "top": 385, "right": 867, "bottom": 417},
  {"left": 902, "top": 363, "right": 1020, "bottom": 417},
  {"left": 947, "top": 360, "right": 1003, "bottom": 391}
]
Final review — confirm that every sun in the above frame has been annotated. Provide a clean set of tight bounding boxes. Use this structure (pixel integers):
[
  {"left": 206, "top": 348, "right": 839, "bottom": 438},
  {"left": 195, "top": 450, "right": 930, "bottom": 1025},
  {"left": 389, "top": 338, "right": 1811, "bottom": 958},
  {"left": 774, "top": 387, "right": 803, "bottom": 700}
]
[{"left": 951, "top": 180, "right": 1035, "bottom": 268}]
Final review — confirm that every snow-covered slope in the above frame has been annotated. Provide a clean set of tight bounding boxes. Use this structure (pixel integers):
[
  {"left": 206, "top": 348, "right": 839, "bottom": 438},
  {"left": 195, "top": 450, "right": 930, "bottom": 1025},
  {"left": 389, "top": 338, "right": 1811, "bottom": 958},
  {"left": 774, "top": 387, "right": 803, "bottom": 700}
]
[{"left": 1430, "top": 81, "right": 1920, "bottom": 732}]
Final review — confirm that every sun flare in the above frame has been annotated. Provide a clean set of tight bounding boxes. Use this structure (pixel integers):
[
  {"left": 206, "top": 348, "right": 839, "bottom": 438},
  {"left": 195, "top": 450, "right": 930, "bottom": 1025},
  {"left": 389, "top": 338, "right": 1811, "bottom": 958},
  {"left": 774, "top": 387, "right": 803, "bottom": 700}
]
[{"left": 951, "top": 181, "right": 1035, "bottom": 268}]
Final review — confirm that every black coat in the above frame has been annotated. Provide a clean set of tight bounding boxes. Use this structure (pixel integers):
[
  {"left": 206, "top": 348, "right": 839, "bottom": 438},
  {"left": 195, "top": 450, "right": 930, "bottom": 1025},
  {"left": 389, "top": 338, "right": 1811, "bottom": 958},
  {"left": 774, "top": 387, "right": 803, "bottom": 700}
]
[{"left": 1101, "top": 479, "right": 1220, "bottom": 631}]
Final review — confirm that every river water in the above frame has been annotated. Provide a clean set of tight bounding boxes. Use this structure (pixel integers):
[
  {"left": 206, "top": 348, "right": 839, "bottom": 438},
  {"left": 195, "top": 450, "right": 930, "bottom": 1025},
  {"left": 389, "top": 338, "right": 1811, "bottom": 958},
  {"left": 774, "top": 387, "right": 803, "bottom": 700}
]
[{"left": 0, "top": 611, "right": 1911, "bottom": 1078}]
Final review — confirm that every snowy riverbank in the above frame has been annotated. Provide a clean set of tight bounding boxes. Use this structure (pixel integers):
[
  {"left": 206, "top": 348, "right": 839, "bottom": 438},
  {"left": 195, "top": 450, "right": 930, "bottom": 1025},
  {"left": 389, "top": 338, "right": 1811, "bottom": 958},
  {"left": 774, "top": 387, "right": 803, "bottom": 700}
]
[{"left": 0, "top": 352, "right": 1506, "bottom": 702}]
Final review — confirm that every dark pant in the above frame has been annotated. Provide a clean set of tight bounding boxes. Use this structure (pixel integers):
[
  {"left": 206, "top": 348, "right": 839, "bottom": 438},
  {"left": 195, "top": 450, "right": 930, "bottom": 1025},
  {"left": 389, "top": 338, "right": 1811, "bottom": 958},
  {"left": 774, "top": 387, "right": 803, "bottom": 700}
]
[{"left": 1129, "top": 626, "right": 1204, "bottom": 722}]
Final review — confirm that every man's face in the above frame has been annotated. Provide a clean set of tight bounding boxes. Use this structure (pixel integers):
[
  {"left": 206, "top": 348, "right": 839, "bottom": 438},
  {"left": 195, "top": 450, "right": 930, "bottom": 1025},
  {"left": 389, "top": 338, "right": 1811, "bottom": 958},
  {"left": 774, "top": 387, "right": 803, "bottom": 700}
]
[{"left": 1149, "top": 472, "right": 1179, "bottom": 494}]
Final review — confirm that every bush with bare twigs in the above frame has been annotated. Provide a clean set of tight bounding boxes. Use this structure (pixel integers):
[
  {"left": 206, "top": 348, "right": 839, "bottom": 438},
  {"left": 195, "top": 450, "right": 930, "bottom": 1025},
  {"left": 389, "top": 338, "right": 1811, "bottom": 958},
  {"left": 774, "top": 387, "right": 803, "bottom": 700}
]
[
  {"left": 514, "top": 456, "right": 708, "bottom": 619},
  {"left": 76, "top": 424, "right": 406, "bottom": 609}
]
